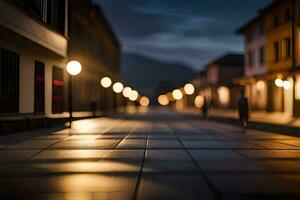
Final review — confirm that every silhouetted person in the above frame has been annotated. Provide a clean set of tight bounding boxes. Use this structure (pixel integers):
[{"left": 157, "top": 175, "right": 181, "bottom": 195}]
[
  {"left": 202, "top": 97, "right": 208, "bottom": 118},
  {"left": 238, "top": 90, "right": 249, "bottom": 128}
]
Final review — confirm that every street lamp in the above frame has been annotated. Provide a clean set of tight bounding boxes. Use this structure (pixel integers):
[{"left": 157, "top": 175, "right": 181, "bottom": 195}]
[
  {"left": 112, "top": 82, "right": 124, "bottom": 112},
  {"left": 172, "top": 89, "right": 183, "bottom": 100},
  {"left": 122, "top": 87, "right": 132, "bottom": 98},
  {"left": 66, "top": 60, "right": 82, "bottom": 128},
  {"left": 113, "top": 82, "right": 124, "bottom": 93},
  {"left": 100, "top": 77, "right": 112, "bottom": 88},
  {"left": 184, "top": 83, "right": 195, "bottom": 95},
  {"left": 140, "top": 96, "right": 150, "bottom": 107},
  {"left": 129, "top": 90, "right": 139, "bottom": 101},
  {"left": 100, "top": 77, "right": 112, "bottom": 113}
]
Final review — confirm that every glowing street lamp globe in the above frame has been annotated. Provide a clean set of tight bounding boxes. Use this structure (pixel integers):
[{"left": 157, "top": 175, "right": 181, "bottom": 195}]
[
  {"left": 129, "top": 90, "right": 139, "bottom": 101},
  {"left": 66, "top": 61, "right": 82, "bottom": 76},
  {"left": 123, "top": 87, "right": 132, "bottom": 98},
  {"left": 158, "top": 95, "right": 169, "bottom": 106},
  {"left": 101, "top": 77, "right": 112, "bottom": 88},
  {"left": 184, "top": 83, "right": 195, "bottom": 95},
  {"left": 140, "top": 96, "right": 150, "bottom": 107},
  {"left": 113, "top": 82, "right": 124, "bottom": 93},
  {"left": 172, "top": 89, "right": 183, "bottom": 100}
]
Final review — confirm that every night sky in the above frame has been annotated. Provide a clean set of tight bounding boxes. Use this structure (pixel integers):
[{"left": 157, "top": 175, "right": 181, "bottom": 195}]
[{"left": 95, "top": 0, "right": 272, "bottom": 70}]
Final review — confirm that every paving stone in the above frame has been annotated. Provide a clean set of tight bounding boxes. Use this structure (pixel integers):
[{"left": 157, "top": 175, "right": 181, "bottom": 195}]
[
  {"left": 138, "top": 174, "right": 214, "bottom": 200},
  {"left": 51, "top": 139, "right": 120, "bottom": 149},
  {"left": 209, "top": 174, "right": 300, "bottom": 195},
  {"left": 32, "top": 150, "right": 107, "bottom": 161},
  {"left": 0, "top": 174, "right": 136, "bottom": 199},
  {"left": 0, "top": 150, "right": 40, "bottom": 163},
  {"left": 237, "top": 150, "right": 300, "bottom": 159},
  {"left": 189, "top": 150, "right": 245, "bottom": 160},
  {"left": 148, "top": 139, "right": 182, "bottom": 149},
  {"left": 4, "top": 140, "right": 59, "bottom": 150},
  {"left": 182, "top": 141, "right": 227, "bottom": 149},
  {"left": 117, "top": 139, "right": 146, "bottom": 149}
]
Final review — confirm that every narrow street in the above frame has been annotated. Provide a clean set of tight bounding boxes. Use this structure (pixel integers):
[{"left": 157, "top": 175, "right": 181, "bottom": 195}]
[{"left": 0, "top": 109, "right": 300, "bottom": 199}]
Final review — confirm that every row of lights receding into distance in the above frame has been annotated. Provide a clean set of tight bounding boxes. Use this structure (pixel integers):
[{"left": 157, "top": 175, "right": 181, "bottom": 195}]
[
  {"left": 100, "top": 77, "right": 150, "bottom": 107},
  {"left": 158, "top": 83, "right": 195, "bottom": 106},
  {"left": 66, "top": 61, "right": 150, "bottom": 107}
]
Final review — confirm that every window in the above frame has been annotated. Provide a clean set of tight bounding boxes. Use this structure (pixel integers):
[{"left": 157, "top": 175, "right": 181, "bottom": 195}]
[
  {"left": 16, "top": 0, "right": 66, "bottom": 34},
  {"left": 259, "top": 46, "right": 265, "bottom": 64},
  {"left": 274, "top": 41, "right": 280, "bottom": 63},
  {"left": 34, "top": 61, "right": 45, "bottom": 113},
  {"left": 248, "top": 51, "right": 254, "bottom": 67},
  {"left": 284, "top": 8, "right": 291, "bottom": 22},
  {"left": 273, "top": 15, "right": 279, "bottom": 27},
  {"left": 0, "top": 48, "right": 20, "bottom": 114},
  {"left": 52, "top": 66, "right": 64, "bottom": 113},
  {"left": 284, "top": 37, "right": 291, "bottom": 59}
]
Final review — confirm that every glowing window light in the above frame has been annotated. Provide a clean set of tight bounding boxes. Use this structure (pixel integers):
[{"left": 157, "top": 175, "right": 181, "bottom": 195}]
[
  {"left": 296, "top": 75, "right": 300, "bottom": 100},
  {"left": 100, "top": 77, "right": 112, "bottom": 88},
  {"left": 122, "top": 87, "right": 132, "bottom": 98},
  {"left": 275, "top": 79, "right": 283, "bottom": 88},
  {"left": 256, "top": 80, "right": 265, "bottom": 91},
  {"left": 113, "top": 82, "right": 124, "bottom": 93},
  {"left": 158, "top": 95, "right": 169, "bottom": 106},
  {"left": 66, "top": 61, "right": 82, "bottom": 76},
  {"left": 217, "top": 86, "right": 230, "bottom": 105},
  {"left": 140, "top": 96, "right": 150, "bottom": 107},
  {"left": 129, "top": 90, "right": 139, "bottom": 101},
  {"left": 194, "top": 95, "right": 205, "bottom": 108},
  {"left": 283, "top": 80, "right": 292, "bottom": 90},
  {"left": 172, "top": 89, "right": 183, "bottom": 100},
  {"left": 184, "top": 83, "right": 195, "bottom": 95}
]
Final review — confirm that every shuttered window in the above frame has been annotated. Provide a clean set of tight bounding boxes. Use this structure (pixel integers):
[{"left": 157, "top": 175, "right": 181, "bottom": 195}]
[
  {"left": 34, "top": 61, "right": 45, "bottom": 113},
  {"left": 0, "top": 48, "right": 20, "bottom": 114},
  {"left": 52, "top": 66, "right": 64, "bottom": 113},
  {"left": 15, "top": 0, "right": 65, "bottom": 34}
]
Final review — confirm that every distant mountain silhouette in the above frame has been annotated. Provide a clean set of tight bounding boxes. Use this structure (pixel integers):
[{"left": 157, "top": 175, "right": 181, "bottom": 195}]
[{"left": 121, "top": 53, "right": 195, "bottom": 101}]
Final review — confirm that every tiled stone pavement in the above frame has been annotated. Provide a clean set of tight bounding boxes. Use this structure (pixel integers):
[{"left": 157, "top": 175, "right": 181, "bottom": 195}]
[{"left": 2, "top": 111, "right": 300, "bottom": 199}]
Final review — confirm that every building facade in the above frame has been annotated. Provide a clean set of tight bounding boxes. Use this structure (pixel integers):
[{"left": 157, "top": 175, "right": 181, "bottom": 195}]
[
  {"left": 194, "top": 54, "right": 244, "bottom": 109},
  {"left": 237, "top": 0, "right": 300, "bottom": 116},
  {"left": 0, "top": 0, "right": 121, "bottom": 117},
  {"left": 68, "top": 0, "right": 121, "bottom": 113},
  {"left": 0, "top": 0, "right": 68, "bottom": 116}
]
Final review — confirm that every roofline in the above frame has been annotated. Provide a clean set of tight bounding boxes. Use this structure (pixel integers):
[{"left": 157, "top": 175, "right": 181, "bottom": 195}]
[
  {"left": 236, "top": 0, "right": 287, "bottom": 34},
  {"left": 203, "top": 53, "right": 244, "bottom": 69}
]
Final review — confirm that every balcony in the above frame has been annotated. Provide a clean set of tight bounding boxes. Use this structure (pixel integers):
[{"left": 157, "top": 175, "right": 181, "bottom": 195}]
[{"left": 0, "top": 0, "right": 67, "bottom": 57}]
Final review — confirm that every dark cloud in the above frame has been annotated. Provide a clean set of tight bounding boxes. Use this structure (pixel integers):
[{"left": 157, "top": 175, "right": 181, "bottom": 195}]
[{"left": 94, "top": 0, "right": 272, "bottom": 70}]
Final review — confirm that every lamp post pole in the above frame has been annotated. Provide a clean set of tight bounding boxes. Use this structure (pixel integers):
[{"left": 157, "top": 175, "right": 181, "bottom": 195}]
[
  {"left": 68, "top": 74, "right": 73, "bottom": 128},
  {"left": 66, "top": 60, "right": 82, "bottom": 129}
]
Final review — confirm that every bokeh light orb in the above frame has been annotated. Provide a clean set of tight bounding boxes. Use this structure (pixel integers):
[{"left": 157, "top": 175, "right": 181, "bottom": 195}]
[
  {"left": 184, "top": 83, "right": 195, "bottom": 95},
  {"left": 172, "top": 89, "right": 183, "bottom": 100},
  {"left": 100, "top": 77, "right": 112, "bottom": 88},
  {"left": 66, "top": 61, "right": 82, "bottom": 76},
  {"left": 283, "top": 80, "right": 292, "bottom": 90},
  {"left": 158, "top": 95, "right": 169, "bottom": 106},
  {"left": 113, "top": 82, "right": 124, "bottom": 93},
  {"left": 129, "top": 90, "right": 139, "bottom": 101},
  {"left": 275, "top": 79, "right": 283, "bottom": 88},
  {"left": 256, "top": 80, "right": 265, "bottom": 91},
  {"left": 140, "top": 96, "right": 150, "bottom": 107},
  {"left": 194, "top": 95, "right": 204, "bottom": 108},
  {"left": 123, "top": 87, "right": 132, "bottom": 98}
]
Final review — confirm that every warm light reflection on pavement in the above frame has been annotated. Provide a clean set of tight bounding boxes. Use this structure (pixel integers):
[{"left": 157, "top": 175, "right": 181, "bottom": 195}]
[{"left": 1, "top": 109, "right": 300, "bottom": 199}]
